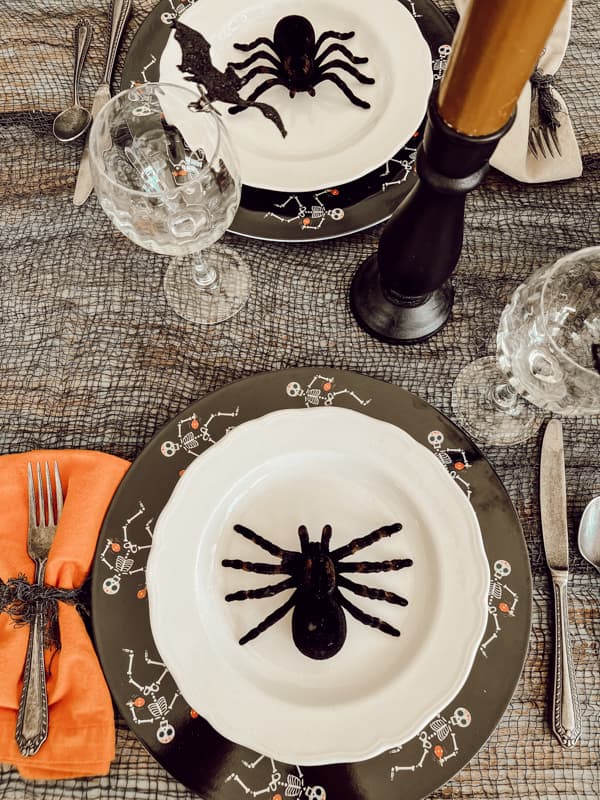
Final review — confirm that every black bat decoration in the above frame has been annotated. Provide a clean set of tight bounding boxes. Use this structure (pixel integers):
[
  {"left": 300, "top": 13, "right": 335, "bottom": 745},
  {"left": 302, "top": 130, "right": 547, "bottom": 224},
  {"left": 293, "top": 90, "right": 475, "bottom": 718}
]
[{"left": 174, "top": 20, "right": 288, "bottom": 138}]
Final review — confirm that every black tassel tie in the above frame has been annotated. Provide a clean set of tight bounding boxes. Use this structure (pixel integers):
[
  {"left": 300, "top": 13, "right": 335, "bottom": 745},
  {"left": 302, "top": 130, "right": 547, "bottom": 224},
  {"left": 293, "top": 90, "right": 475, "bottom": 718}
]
[
  {"left": 530, "top": 69, "right": 562, "bottom": 130},
  {"left": 0, "top": 574, "right": 89, "bottom": 653}
]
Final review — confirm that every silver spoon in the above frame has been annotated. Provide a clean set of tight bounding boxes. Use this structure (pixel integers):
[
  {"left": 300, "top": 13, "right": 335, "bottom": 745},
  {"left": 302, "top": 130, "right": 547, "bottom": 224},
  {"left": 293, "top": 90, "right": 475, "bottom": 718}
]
[
  {"left": 578, "top": 496, "right": 600, "bottom": 574},
  {"left": 53, "top": 20, "right": 93, "bottom": 143}
]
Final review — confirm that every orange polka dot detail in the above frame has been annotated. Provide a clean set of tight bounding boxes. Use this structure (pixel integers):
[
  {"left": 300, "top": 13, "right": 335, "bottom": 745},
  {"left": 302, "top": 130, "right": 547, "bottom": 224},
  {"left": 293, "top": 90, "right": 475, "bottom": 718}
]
[
  {"left": 111, "top": 542, "right": 121, "bottom": 552},
  {"left": 434, "top": 745, "right": 444, "bottom": 759}
]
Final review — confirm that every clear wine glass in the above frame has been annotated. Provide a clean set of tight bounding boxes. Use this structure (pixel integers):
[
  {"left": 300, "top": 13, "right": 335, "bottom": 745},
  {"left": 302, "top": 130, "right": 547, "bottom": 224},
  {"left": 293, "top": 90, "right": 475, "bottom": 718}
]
[
  {"left": 89, "top": 82, "right": 250, "bottom": 324},
  {"left": 452, "top": 246, "right": 600, "bottom": 446}
]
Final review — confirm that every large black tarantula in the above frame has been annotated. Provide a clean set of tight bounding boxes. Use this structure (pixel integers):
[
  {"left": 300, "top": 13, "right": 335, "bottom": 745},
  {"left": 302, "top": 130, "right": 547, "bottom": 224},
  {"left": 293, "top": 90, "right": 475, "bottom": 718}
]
[
  {"left": 227, "top": 15, "right": 375, "bottom": 113},
  {"left": 222, "top": 522, "right": 412, "bottom": 660}
]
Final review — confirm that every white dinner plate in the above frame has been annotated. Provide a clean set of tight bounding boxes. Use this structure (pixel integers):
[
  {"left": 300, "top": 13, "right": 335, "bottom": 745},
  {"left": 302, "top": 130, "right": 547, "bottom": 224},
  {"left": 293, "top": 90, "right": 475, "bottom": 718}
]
[
  {"left": 146, "top": 407, "right": 489, "bottom": 765},
  {"left": 159, "top": 0, "right": 433, "bottom": 192}
]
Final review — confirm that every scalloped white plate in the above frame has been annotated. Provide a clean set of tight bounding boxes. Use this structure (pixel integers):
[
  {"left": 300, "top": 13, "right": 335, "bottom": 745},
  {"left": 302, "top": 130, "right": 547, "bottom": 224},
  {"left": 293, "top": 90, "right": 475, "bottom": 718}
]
[
  {"left": 147, "top": 407, "right": 489, "bottom": 765},
  {"left": 159, "top": 0, "right": 433, "bottom": 191}
]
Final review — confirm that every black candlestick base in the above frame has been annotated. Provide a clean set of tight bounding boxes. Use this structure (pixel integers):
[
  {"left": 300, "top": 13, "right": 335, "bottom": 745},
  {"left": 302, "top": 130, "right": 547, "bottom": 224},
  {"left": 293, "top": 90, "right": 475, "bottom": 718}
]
[
  {"left": 349, "top": 88, "right": 513, "bottom": 345},
  {"left": 350, "top": 254, "right": 454, "bottom": 344}
]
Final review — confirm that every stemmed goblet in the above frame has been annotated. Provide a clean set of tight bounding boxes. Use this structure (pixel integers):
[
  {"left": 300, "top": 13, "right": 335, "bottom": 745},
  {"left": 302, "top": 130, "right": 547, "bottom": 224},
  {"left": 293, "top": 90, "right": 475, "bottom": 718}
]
[
  {"left": 452, "top": 246, "right": 600, "bottom": 446},
  {"left": 89, "top": 82, "right": 250, "bottom": 324}
]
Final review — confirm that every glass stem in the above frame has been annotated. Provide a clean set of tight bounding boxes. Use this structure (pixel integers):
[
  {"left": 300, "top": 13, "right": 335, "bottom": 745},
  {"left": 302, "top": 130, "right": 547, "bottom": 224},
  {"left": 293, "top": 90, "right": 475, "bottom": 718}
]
[
  {"left": 192, "top": 253, "right": 218, "bottom": 290},
  {"left": 490, "top": 381, "right": 519, "bottom": 413}
]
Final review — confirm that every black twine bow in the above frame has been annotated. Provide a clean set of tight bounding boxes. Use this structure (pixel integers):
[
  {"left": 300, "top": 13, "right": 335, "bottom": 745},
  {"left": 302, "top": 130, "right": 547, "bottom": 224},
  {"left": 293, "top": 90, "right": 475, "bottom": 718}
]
[
  {"left": 0, "top": 574, "right": 89, "bottom": 652},
  {"left": 530, "top": 69, "right": 562, "bottom": 130}
]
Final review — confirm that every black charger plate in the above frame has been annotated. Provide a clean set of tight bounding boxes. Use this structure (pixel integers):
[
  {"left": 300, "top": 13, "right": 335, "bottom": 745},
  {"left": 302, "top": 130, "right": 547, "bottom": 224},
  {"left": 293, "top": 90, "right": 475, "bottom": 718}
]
[
  {"left": 120, "top": 0, "right": 454, "bottom": 242},
  {"left": 91, "top": 368, "right": 531, "bottom": 800}
]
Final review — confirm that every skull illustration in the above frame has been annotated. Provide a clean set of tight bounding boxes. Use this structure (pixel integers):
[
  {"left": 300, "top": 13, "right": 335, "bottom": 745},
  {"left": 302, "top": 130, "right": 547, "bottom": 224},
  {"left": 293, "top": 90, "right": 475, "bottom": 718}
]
[
  {"left": 452, "top": 707, "right": 472, "bottom": 728},
  {"left": 156, "top": 720, "right": 175, "bottom": 744},
  {"left": 103, "top": 575, "right": 121, "bottom": 595},
  {"left": 494, "top": 559, "right": 511, "bottom": 578}
]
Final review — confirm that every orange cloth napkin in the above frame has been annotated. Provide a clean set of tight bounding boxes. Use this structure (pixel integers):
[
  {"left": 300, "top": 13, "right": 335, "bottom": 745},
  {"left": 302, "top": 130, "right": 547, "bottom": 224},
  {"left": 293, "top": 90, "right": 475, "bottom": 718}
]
[{"left": 0, "top": 450, "right": 129, "bottom": 780}]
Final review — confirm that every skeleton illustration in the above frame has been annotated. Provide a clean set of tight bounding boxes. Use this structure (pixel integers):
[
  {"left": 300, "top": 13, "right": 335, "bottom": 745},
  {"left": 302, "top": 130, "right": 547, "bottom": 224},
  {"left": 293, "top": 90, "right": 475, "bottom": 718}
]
[
  {"left": 123, "top": 648, "right": 181, "bottom": 745},
  {"left": 286, "top": 374, "right": 371, "bottom": 408},
  {"left": 426, "top": 430, "right": 473, "bottom": 501},
  {"left": 406, "top": 0, "right": 422, "bottom": 17},
  {"left": 101, "top": 501, "right": 153, "bottom": 595},
  {"left": 433, "top": 44, "right": 452, "bottom": 82},
  {"left": 264, "top": 190, "right": 344, "bottom": 230},
  {"left": 161, "top": 0, "right": 195, "bottom": 25},
  {"left": 380, "top": 146, "right": 417, "bottom": 191},
  {"left": 160, "top": 407, "right": 240, "bottom": 458},
  {"left": 479, "top": 559, "right": 519, "bottom": 657},
  {"left": 389, "top": 707, "right": 472, "bottom": 777},
  {"left": 225, "top": 755, "right": 326, "bottom": 799}
]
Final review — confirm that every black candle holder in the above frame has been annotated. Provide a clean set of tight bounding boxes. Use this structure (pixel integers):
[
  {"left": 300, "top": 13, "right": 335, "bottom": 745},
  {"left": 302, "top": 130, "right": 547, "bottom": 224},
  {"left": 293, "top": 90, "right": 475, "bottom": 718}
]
[{"left": 349, "top": 89, "right": 514, "bottom": 344}]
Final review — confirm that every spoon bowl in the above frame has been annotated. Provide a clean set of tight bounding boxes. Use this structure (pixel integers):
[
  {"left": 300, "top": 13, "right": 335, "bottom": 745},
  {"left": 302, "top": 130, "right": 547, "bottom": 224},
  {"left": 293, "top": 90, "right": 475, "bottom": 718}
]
[
  {"left": 577, "top": 496, "right": 600, "bottom": 573},
  {"left": 53, "top": 104, "right": 92, "bottom": 142}
]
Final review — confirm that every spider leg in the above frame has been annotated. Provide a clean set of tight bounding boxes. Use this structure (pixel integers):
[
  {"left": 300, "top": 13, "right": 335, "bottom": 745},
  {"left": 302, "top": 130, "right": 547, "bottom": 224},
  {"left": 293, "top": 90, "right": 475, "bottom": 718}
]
[
  {"left": 315, "top": 43, "right": 368, "bottom": 66},
  {"left": 238, "top": 593, "right": 297, "bottom": 645},
  {"left": 313, "top": 73, "right": 371, "bottom": 109},
  {"left": 331, "top": 523, "right": 402, "bottom": 560},
  {"left": 315, "top": 30, "right": 355, "bottom": 50},
  {"left": 236, "top": 65, "right": 279, "bottom": 88},
  {"left": 228, "top": 49, "right": 280, "bottom": 71},
  {"left": 336, "top": 590, "right": 400, "bottom": 636},
  {"left": 228, "top": 78, "right": 282, "bottom": 114},
  {"left": 232, "top": 523, "right": 287, "bottom": 558},
  {"left": 233, "top": 36, "right": 277, "bottom": 53},
  {"left": 338, "top": 574, "right": 408, "bottom": 606},
  {"left": 337, "top": 558, "right": 413, "bottom": 573},
  {"left": 298, "top": 524, "right": 310, "bottom": 552},
  {"left": 225, "top": 576, "right": 296, "bottom": 601},
  {"left": 321, "top": 524, "right": 332, "bottom": 552},
  {"left": 318, "top": 60, "right": 375, "bottom": 85},
  {"left": 222, "top": 559, "right": 289, "bottom": 574}
]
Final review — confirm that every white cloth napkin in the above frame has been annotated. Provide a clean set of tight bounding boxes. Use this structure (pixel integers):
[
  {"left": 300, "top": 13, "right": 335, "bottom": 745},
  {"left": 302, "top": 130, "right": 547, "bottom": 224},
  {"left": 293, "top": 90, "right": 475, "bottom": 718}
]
[{"left": 454, "top": 0, "right": 582, "bottom": 183}]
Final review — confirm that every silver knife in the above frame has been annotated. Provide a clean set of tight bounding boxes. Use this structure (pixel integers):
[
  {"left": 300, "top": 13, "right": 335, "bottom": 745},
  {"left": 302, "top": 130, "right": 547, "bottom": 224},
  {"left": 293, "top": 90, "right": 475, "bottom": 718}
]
[
  {"left": 539, "top": 418, "right": 581, "bottom": 747},
  {"left": 73, "top": 0, "right": 133, "bottom": 206}
]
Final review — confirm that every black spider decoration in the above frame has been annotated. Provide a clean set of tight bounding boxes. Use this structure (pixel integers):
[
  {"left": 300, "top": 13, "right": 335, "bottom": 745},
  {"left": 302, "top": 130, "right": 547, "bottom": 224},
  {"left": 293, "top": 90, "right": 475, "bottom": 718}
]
[
  {"left": 227, "top": 14, "right": 375, "bottom": 116},
  {"left": 222, "top": 522, "right": 412, "bottom": 660}
]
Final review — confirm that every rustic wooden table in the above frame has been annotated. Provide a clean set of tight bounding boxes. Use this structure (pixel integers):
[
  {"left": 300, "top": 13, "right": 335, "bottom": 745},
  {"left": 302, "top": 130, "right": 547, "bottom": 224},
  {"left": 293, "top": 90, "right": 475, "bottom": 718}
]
[{"left": 0, "top": 0, "right": 598, "bottom": 797}]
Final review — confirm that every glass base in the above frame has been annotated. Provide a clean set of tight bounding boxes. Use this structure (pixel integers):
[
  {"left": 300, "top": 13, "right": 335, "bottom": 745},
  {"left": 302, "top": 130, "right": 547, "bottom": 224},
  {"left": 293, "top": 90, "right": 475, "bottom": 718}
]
[
  {"left": 451, "top": 357, "right": 544, "bottom": 446},
  {"left": 164, "top": 245, "right": 250, "bottom": 325}
]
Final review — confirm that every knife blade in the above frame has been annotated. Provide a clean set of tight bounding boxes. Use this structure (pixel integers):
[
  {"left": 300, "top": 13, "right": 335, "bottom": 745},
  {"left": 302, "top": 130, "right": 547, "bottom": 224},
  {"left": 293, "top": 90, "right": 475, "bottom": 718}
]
[
  {"left": 73, "top": 0, "right": 132, "bottom": 206},
  {"left": 539, "top": 418, "right": 581, "bottom": 747}
]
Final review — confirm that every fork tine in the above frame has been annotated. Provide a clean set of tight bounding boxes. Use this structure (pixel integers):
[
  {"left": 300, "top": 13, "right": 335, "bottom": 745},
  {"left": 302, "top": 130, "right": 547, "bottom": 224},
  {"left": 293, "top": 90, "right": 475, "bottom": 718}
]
[
  {"left": 528, "top": 129, "right": 540, "bottom": 159},
  {"left": 27, "top": 463, "right": 36, "bottom": 528},
  {"left": 53, "top": 462, "right": 63, "bottom": 519},
  {"left": 36, "top": 463, "right": 46, "bottom": 527},
  {"left": 534, "top": 128, "right": 548, "bottom": 159},
  {"left": 548, "top": 125, "right": 562, "bottom": 157},
  {"left": 45, "top": 462, "right": 55, "bottom": 528}
]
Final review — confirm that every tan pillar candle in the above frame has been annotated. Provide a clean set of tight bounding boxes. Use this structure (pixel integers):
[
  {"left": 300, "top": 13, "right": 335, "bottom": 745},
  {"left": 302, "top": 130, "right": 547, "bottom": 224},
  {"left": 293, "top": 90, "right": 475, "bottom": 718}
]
[{"left": 438, "top": 0, "right": 566, "bottom": 136}]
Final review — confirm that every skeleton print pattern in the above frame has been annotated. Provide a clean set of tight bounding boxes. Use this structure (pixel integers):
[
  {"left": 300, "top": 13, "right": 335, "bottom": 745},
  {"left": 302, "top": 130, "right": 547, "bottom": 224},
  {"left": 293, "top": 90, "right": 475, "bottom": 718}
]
[
  {"left": 479, "top": 559, "right": 519, "bottom": 657},
  {"left": 389, "top": 707, "right": 472, "bottom": 778},
  {"left": 225, "top": 755, "right": 326, "bottom": 799},
  {"left": 426, "top": 430, "right": 473, "bottom": 501},
  {"left": 101, "top": 501, "right": 154, "bottom": 596},
  {"left": 123, "top": 648, "right": 183, "bottom": 745},
  {"left": 380, "top": 146, "right": 417, "bottom": 191},
  {"left": 160, "top": 407, "right": 240, "bottom": 459},
  {"left": 433, "top": 44, "right": 452, "bottom": 82},
  {"left": 264, "top": 190, "right": 344, "bottom": 231},
  {"left": 286, "top": 374, "right": 372, "bottom": 408}
]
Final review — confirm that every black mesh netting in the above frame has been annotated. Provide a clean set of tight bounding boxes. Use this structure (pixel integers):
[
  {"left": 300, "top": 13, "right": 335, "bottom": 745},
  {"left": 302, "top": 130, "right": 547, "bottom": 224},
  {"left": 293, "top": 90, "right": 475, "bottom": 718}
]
[{"left": 1, "top": 0, "right": 599, "bottom": 796}]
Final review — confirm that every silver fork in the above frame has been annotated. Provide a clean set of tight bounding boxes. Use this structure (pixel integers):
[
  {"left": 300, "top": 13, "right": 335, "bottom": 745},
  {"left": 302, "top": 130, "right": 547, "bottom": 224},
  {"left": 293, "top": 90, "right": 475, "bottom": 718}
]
[
  {"left": 15, "top": 462, "right": 64, "bottom": 757},
  {"left": 528, "top": 77, "right": 562, "bottom": 159}
]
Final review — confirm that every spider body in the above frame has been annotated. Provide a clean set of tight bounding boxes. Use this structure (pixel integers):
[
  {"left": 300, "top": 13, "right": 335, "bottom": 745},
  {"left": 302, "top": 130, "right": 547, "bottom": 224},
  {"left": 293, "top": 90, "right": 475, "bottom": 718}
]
[
  {"left": 227, "top": 15, "right": 375, "bottom": 112},
  {"left": 222, "top": 522, "right": 412, "bottom": 660}
]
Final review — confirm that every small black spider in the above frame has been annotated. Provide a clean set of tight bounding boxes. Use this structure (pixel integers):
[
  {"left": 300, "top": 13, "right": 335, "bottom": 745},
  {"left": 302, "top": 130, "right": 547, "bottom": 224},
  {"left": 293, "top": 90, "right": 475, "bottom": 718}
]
[
  {"left": 227, "top": 14, "right": 375, "bottom": 116},
  {"left": 222, "top": 522, "right": 412, "bottom": 660}
]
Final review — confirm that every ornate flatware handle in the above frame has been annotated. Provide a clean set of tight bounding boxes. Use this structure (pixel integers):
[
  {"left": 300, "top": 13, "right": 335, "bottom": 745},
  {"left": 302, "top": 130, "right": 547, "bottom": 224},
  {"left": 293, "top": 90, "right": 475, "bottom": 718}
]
[
  {"left": 551, "top": 572, "right": 582, "bottom": 747},
  {"left": 103, "top": 0, "right": 133, "bottom": 84},
  {"left": 15, "top": 599, "right": 49, "bottom": 756}
]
